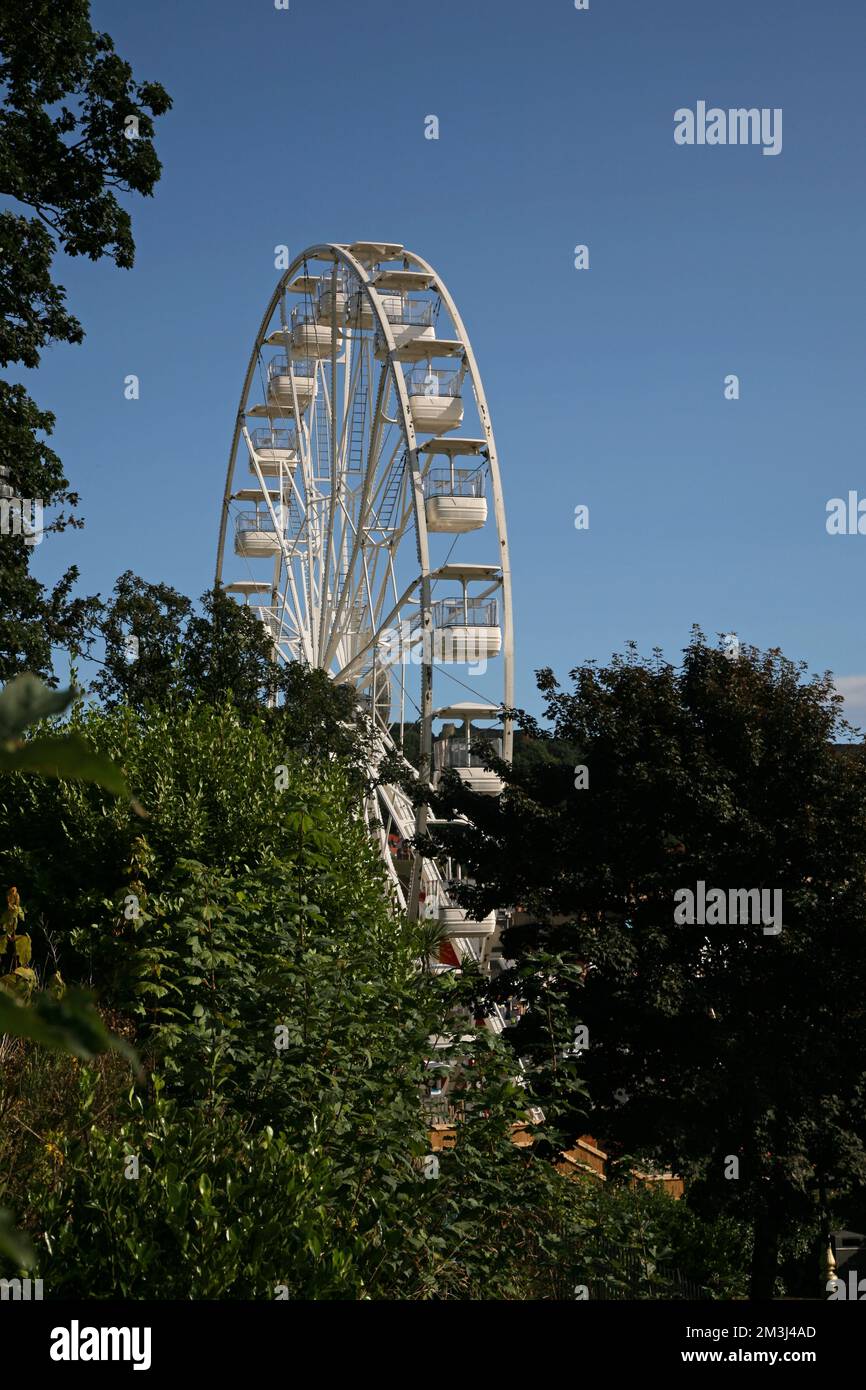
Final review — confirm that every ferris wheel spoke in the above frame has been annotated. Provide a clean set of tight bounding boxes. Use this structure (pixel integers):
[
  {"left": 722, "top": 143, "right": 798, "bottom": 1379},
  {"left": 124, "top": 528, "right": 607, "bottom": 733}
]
[{"left": 321, "top": 369, "right": 398, "bottom": 669}]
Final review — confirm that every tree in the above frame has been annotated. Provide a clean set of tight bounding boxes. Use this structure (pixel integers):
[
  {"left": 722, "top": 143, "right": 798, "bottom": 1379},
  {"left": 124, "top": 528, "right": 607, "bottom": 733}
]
[
  {"left": 271, "top": 659, "right": 363, "bottom": 770},
  {"left": 183, "top": 584, "right": 278, "bottom": 713},
  {"left": 0, "top": 695, "right": 588, "bottom": 1299},
  {"left": 92, "top": 573, "right": 364, "bottom": 771},
  {"left": 0, "top": 387, "right": 101, "bottom": 683},
  {"left": 0, "top": 669, "right": 755, "bottom": 1299},
  {"left": 0, "top": 1, "right": 170, "bottom": 681},
  {"left": 91, "top": 570, "right": 192, "bottom": 710},
  {"left": 428, "top": 631, "right": 866, "bottom": 1298},
  {"left": 92, "top": 571, "right": 285, "bottom": 718}
]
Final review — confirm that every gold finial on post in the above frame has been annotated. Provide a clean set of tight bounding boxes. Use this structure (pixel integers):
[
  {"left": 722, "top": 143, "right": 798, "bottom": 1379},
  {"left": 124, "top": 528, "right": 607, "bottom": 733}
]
[{"left": 822, "top": 1237, "right": 839, "bottom": 1298}]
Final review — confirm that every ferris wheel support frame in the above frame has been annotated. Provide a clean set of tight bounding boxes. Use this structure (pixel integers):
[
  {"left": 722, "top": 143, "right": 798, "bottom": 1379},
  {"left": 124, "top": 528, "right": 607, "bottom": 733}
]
[{"left": 215, "top": 242, "right": 514, "bottom": 924}]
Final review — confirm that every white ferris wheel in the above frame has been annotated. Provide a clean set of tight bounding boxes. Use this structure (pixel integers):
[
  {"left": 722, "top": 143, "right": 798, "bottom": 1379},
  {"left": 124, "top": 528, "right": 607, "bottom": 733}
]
[{"left": 216, "top": 241, "right": 514, "bottom": 970}]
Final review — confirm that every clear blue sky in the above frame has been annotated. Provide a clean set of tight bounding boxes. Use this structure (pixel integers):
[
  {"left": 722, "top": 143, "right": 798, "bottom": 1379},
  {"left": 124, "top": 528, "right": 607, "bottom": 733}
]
[{"left": 24, "top": 0, "right": 866, "bottom": 722}]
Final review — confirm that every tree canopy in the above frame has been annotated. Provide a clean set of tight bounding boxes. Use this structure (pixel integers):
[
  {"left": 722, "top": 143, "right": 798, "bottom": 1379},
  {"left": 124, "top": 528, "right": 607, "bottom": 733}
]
[
  {"left": 91, "top": 570, "right": 366, "bottom": 775},
  {"left": 428, "top": 631, "right": 866, "bottom": 1298},
  {"left": 0, "top": 1, "right": 171, "bottom": 682}
]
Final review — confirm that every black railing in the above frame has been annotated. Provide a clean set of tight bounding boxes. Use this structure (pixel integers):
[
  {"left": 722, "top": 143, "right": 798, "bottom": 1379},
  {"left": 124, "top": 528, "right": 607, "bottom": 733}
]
[{"left": 526, "top": 1231, "right": 713, "bottom": 1301}]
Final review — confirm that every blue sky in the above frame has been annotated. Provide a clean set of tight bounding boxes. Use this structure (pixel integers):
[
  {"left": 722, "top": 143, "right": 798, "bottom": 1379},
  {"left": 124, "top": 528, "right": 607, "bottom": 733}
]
[{"left": 22, "top": 0, "right": 866, "bottom": 723}]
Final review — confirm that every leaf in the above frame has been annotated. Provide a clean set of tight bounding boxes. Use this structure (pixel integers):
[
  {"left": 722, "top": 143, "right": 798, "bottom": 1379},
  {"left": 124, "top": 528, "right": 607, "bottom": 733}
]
[
  {"left": 13, "top": 934, "right": 31, "bottom": 966},
  {"left": 0, "top": 967, "right": 34, "bottom": 1000},
  {"left": 0, "top": 988, "right": 141, "bottom": 1072},
  {"left": 0, "top": 1208, "right": 34, "bottom": 1269},
  {"left": 0, "top": 674, "right": 75, "bottom": 740},
  {"left": 0, "top": 732, "right": 132, "bottom": 796}
]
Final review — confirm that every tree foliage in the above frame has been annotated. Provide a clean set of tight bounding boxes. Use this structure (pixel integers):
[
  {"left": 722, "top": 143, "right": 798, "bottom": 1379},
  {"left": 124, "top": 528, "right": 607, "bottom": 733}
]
[
  {"left": 0, "top": 1, "right": 171, "bottom": 681},
  {"left": 0, "top": 671, "right": 138, "bottom": 1265},
  {"left": 428, "top": 631, "right": 866, "bottom": 1298},
  {"left": 0, "top": 696, "right": 595, "bottom": 1297},
  {"left": 92, "top": 570, "right": 366, "bottom": 773}
]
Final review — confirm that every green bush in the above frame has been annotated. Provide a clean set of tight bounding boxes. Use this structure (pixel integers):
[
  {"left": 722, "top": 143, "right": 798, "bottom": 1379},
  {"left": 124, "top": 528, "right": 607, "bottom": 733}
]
[
  {"left": 0, "top": 697, "right": 752, "bottom": 1298},
  {"left": 0, "top": 700, "right": 577, "bottom": 1297},
  {"left": 27, "top": 1078, "right": 375, "bottom": 1299}
]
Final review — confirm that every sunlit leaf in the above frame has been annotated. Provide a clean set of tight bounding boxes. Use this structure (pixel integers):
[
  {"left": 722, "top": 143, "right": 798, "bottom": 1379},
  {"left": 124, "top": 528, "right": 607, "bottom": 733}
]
[
  {"left": 0, "top": 1208, "right": 34, "bottom": 1269},
  {"left": 0, "top": 988, "right": 140, "bottom": 1072},
  {"left": 0, "top": 732, "right": 130, "bottom": 796},
  {"left": 0, "top": 674, "right": 75, "bottom": 740}
]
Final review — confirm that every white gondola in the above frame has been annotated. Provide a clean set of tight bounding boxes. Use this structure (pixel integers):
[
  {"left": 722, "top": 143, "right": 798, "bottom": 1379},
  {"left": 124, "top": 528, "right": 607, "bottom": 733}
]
[
  {"left": 266, "top": 357, "right": 315, "bottom": 412},
  {"left": 424, "top": 466, "right": 487, "bottom": 533},
  {"left": 248, "top": 426, "right": 299, "bottom": 476},
  {"left": 290, "top": 306, "right": 341, "bottom": 357},
  {"left": 316, "top": 272, "right": 348, "bottom": 326},
  {"left": 345, "top": 288, "right": 374, "bottom": 329},
  {"left": 234, "top": 510, "right": 282, "bottom": 559},
  {"left": 374, "top": 294, "right": 436, "bottom": 355},
  {"left": 407, "top": 366, "right": 464, "bottom": 434},
  {"left": 431, "top": 597, "right": 501, "bottom": 662},
  {"left": 433, "top": 702, "right": 504, "bottom": 795},
  {"left": 438, "top": 904, "right": 497, "bottom": 938},
  {"left": 433, "top": 736, "right": 504, "bottom": 795}
]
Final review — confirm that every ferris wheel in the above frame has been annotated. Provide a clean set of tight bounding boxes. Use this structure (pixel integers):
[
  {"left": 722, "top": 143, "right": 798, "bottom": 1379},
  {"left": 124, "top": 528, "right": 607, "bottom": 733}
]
[{"left": 215, "top": 241, "right": 514, "bottom": 968}]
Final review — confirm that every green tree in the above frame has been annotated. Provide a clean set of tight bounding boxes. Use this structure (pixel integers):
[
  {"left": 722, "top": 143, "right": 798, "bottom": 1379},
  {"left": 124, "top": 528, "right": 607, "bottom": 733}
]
[
  {"left": 92, "top": 572, "right": 364, "bottom": 771},
  {"left": 0, "top": 0, "right": 170, "bottom": 681},
  {"left": 183, "top": 584, "right": 278, "bottom": 713},
  {"left": 1, "top": 682, "right": 748, "bottom": 1299},
  {"left": 429, "top": 631, "right": 866, "bottom": 1299},
  {"left": 91, "top": 570, "right": 191, "bottom": 710},
  {"left": 0, "top": 695, "right": 589, "bottom": 1298}
]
